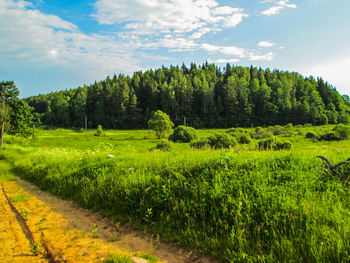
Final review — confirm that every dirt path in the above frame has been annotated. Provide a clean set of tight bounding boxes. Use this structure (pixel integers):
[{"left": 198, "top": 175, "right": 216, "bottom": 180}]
[
  {"left": 0, "top": 182, "right": 47, "bottom": 262},
  {"left": 1, "top": 162, "right": 216, "bottom": 263}
]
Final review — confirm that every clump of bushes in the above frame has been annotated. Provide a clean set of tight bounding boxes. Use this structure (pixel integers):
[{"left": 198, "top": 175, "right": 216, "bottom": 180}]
[
  {"left": 305, "top": 132, "right": 318, "bottom": 139},
  {"left": 267, "top": 124, "right": 294, "bottom": 137},
  {"left": 168, "top": 125, "right": 197, "bottom": 143},
  {"left": 150, "top": 140, "right": 171, "bottom": 151},
  {"left": 226, "top": 129, "right": 252, "bottom": 144},
  {"left": 251, "top": 127, "right": 273, "bottom": 139},
  {"left": 191, "top": 133, "right": 237, "bottom": 149},
  {"left": 332, "top": 124, "right": 350, "bottom": 140},
  {"left": 190, "top": 139, "right": 210, "bottom": 149},
  {"left": 258, "top": 137, "right": 292, "bottom": 150},
  {"left": 318, "top": 132, "right": 342, "bottom": 141},
  {"left": 316, "top": 124, "right": 350, "bottom": 141},
  {"left": 208, "top": 133, "right": 237, "bottom": 149}
]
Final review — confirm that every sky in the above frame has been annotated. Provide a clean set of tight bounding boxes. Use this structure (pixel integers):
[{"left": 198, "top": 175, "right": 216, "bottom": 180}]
[{"left": 0, "top": 0, "right": 349, "bottom": 98}]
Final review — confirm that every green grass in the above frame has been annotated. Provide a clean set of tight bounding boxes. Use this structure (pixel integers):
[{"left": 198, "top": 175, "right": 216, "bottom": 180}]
[
  {"left": 9, "top": 194, "right": 29, "bottom": 202},
  {"left": 103, "top": 254, "right": 132, "bottom": 263},
  {"left": 0, "top": 125, "right": 349, "bottom": 262},
  {"left": 0, "top": 160, "right": 16, "bottom": 181}
]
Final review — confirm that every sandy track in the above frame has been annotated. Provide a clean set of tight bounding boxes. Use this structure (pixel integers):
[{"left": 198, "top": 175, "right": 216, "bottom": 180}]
[
  {"left": 0, "top": 182, "right": 47, "bottom": 262},
  {"left": 1, "top": 170, "right": 215, "bottom": 263}
]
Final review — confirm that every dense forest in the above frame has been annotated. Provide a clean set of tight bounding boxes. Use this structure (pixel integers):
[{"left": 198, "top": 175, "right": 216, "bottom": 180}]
[{"left": 26, "top": 63, "right": 350, "bottom": 129}]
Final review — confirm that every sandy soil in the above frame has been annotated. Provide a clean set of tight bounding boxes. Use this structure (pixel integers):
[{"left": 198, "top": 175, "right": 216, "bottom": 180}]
[{"left": 0, "top": 174, "right": 216, "bottom": 263}]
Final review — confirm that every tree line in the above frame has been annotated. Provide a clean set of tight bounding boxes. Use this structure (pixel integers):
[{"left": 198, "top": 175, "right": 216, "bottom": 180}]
[{"left": 25, "top": 63, "right": 350, "bottom": 129}]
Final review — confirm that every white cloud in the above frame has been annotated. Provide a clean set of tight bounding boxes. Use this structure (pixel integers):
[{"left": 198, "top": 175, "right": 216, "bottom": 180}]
[
  {"left": 94, "top": 0, "right": 248, "bottom": 43},
  {"left": 94, "top": 0, "right": 247, "bottom": 32},
  {"left": 261, "top": 0, "right": 297, "bottom": 16},
  {"left": 249, "top": 52, "right": 274, "bottom": 61},
  {"left": 200, "top": 43, "right": 246, "bottom": 57},
  {"left": 301, "top": 57, "right": 350, "bottom": 95},
  {"left": 0, "top": 0, "right": 142, "bottom": 79},
  {"left": 207, "top": 58, "right": 240, "bottom": 64},
  {"left": 258, "top": 41, "right": 275, "bottom": 47}
]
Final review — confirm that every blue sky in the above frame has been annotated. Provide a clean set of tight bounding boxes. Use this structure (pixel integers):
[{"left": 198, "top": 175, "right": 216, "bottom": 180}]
[{"left": 1, "top": 0, "right": 349, "bottom": 98}]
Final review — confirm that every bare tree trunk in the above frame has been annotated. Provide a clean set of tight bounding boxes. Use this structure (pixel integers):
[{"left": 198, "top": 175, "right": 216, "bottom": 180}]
[
  {"left": 1, "top": 121, "right": 4, "bottom": 147},
  {"left": 1, "top": 101, "right": 4, "bottom": 147}
]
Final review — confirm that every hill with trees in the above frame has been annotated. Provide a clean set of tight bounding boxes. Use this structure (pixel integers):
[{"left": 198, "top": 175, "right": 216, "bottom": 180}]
[{"left": 25, "top": 63, "right": 350, "bottom": 129}]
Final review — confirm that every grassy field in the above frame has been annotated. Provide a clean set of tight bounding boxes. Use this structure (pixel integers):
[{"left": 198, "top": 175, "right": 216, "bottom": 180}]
[{"left": 1, "top": 125, "right": 349, "bottom": 262}]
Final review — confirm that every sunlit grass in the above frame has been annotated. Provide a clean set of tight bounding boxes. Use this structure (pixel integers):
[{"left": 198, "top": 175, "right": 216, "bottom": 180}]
[{"left": 1, "top": 125, "right": 349, "bottom": 262}]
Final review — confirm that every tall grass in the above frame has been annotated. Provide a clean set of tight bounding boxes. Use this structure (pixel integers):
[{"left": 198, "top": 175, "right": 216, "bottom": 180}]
[{"left": 1, "top": 126, "right": 349, "bottom": 262}]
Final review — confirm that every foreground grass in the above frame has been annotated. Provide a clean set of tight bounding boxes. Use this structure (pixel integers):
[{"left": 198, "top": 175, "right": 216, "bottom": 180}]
[{"left": 1, "top": 126, "right": 350, "bottom": 262}]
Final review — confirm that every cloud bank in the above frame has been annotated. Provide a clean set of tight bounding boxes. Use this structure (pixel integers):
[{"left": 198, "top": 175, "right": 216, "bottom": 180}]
[{"left": 261, "top": 0, "right": 297, "bottom": 16}]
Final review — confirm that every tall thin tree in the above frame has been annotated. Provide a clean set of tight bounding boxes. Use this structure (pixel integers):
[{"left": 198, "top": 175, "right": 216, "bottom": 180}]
[{"left": 0, "top": 81, "right": 19, "bottom": 146}]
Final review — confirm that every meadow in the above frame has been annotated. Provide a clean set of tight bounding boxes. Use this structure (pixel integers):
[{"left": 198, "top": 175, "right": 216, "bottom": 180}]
[{"left": 1, "top": 124, "right": 349, "bottom": 262}]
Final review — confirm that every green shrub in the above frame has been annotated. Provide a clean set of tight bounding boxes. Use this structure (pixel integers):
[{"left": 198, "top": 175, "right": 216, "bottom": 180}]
[
  {"left": 258, "top": 137, "right": 292, "bottom": 150},
  {"left": 284, "top": 123, "right": 293, "bottom": 129},
  {"left": 226, "top": 129, "right": 252, "bottom": 144},
  {"left": 207, "top": 133, "right": 237, "bottom": 149},
  {"left": 333, "top": 124, "right": 350, "bottom": 140},
  {"left": 271, "top": 125, "right": 284, "bottom": 135},
  {"left": 168, "top": 126, "right": 197, "bottom": 143},
  {"left": 267, "top": 124, "right": 294, "bottom": 136},
  {"left": 318, "top": 132, "right": 342, "bottom": 141},
  {"left": 251, "top": 129, "right": 273, "bottom": 139},
  {"left": 190, "top": 139, "right": 210, "bottom": 149},
  {"left": 191, "top": 133, "right": 237, "bottom": 149},
  {"left": 95, "top": 124, "right": 103, "bottom": 136},
  {"left": 305, "top": 132, "right": 318, "bottom": 139},
  {"left": 148, "top": 110, "right": 174, "bottom": 139},
  {"left": 150, "top": 140, "right": 171, "bottom": 151}
]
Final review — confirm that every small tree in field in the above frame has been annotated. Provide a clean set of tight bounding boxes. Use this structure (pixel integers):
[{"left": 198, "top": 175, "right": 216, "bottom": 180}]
[
  {"left": 148, "top": 110, "right": 174, "bottom": 139},
  {"left": 0, "top": 81, "right": 33, "bottom": 146},
  {"left": 95, "top": 124, "right": 103, "bottom": 136}
]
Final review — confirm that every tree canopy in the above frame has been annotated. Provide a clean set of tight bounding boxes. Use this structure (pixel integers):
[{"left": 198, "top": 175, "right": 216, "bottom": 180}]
[
  {"left": 25, "top": 63, "right": 350, "bottom": 129},
  {"left": 0, "top": 81, "right": 33, "bottom": 145},
  {"left": 148, "top": 110, "right": 174, "bottom": 139}
]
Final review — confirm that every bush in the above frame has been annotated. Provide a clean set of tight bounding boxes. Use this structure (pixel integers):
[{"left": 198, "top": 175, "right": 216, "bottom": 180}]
[
  {"left": 251, "top": 127, "right": 273, "bottom": 139},
  {"left": 207, "top": 133, "right": 237, "bottom": 149},
  {"left": 191, "top": 133, "right": 237, "bottom": 149},
  {"left": 258, "top": 137, "right": 292, "bottom": 150},
  {"left": 168, "top": 126, "right": 197, "bottom": 143},
  {"left": 190, "top": 139, "right": 210, "bottom": 149},
  {"left": 271, "top": 125, "right": 284, "bottom": 135},
  {"left": 318, "top": 132, "right": 342, "bottom": 141},
  {"left": 150, "top": 140, "right": 171, "bottom": 151},
  {"left": 305, "top": 132, "right": 318, "bottom": 139},
  {"left": 226, "top": 129, "right": 252, "bottom": 144},
  {"left": 333, "top": 124, "right": 350, "bottom": 140},
  {"left": 95, "top": 124, "right": 103, "bottom": 136},
  {"left": 285, "top": 123, "right": 293, "bottom": 129},
  {"left": 148, "top": 110, "right": 174, "bottom": 139},
  {"left": 267, "top": 124, "right": 294, "bottom": 136}
]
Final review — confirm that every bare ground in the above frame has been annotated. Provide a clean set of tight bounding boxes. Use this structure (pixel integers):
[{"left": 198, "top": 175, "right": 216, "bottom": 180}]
[{"left": 0, "top": 174, "right": 216, "bottom": 263}]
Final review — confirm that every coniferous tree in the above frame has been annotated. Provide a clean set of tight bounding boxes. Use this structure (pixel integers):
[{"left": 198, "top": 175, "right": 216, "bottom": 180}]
[{"left": 24, "top": 64, "right": 350, "bottom": 129}]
